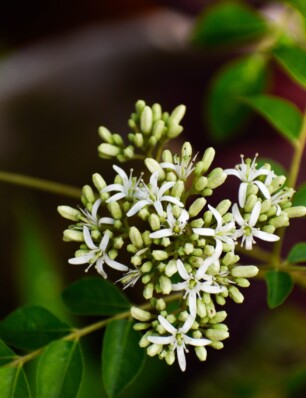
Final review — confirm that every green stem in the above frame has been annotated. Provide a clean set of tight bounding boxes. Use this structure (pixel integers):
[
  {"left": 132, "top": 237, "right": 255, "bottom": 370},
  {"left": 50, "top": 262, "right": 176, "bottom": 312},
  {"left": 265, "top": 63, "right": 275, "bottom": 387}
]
[
  {"left": 0, "top": 171, "right": 81, "bottom": 199},
  {"left": 235, "top": 244, "right": 271, "bottom": 264},
  {"left": 272, "top": 110, "right": 306, "bottom": 262},
  {"left": 7, "top": 292, "right": 182, "bottom": 368}
]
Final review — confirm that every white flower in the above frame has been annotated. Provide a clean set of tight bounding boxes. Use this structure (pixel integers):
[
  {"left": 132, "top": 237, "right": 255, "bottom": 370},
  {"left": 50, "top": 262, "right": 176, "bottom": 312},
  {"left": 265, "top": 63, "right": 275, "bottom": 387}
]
[
  {"left": 193, "top": 205, "right": 236, "bottom": 249},
  {"left": 271, "top": 188, "right": 293, "bottom": 216},
  {"left": 127, "top": 172, "right": 183, "bottom": 217},
  {"left": 150, "top": 204, "right": 189, "bottom": 239},
  {"left": 79, "top": 199, "right": 115, "bottom": 227},
  {"left": 160, "top": 154, "right": 197, "bottom": 180},
  {"left": 102, "top": 165, "right": 141, "bottom": 203},
  {"left": 232, "top": 201, "right": 279, "bottom": 250},
  {"left": 225, "top": 154, "right": 272, "bottom": 207},
  {"left": 117, "top": 268, "right": 142, "bottom": 289},
  {"left": 147, "top": 315, "right": 211, "bottom": 372},
  {"left": 172, "top": 258, "right": 225, "bottom": 316},
  {"left": 68, "top": 226, "right": 128, "bottom": 278}
]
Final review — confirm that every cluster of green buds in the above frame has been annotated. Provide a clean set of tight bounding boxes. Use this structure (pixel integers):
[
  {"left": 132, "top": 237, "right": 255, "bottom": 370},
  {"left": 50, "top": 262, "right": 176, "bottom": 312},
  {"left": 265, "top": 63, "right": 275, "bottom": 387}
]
[{"left": 58, "top": 100, "right": 306, "bottom": 372}]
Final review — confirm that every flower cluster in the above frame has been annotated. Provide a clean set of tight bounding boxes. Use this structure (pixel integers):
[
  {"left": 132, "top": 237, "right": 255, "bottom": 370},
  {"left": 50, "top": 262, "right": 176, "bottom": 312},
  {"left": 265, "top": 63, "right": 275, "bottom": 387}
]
[{"left": 59, "top": 100, "right": 306, "bottom": 372}]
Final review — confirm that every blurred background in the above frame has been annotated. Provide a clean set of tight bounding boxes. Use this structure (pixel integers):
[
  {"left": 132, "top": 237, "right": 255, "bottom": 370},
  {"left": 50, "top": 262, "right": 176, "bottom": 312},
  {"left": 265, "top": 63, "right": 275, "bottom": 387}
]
[{"left": 0, "top": 0, "right": 305, "bottom": 397}]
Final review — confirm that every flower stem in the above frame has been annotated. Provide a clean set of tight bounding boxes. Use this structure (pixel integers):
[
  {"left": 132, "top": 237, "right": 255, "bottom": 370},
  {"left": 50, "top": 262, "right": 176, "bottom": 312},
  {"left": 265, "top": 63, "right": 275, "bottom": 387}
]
[
  {"left": 0, "top": 171, "right": 81, "bottom": 199},
  {"left": 6, "top": 292, "right": 182, "bottom": 368}
]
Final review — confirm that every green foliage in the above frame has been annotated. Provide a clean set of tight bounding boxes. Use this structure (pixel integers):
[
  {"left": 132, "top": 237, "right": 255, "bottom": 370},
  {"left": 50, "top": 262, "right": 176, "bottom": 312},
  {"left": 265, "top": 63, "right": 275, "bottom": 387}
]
[
  {"left": 62, "top": 277, "right": 130, "bottom": 316},
  {"left": 273, "top": 45, "right": 306, "bottom": 89},
  {"left": 0, "top": 366, "right": 31, "bottom": 398},
  {"left": 293, "top": 183, "right": 306, "bottom": 206},
  {"left": 288, "top": 242, "right": 306, "bottom": 263},
  {"left": 208, "top": 55, "right": 267, "bottom": 141},
  {"left": 265, "top": 270, "right": 294, "bottom": 309},
  {"left": 0, "top": 340, "right": 18, "bottom": 367},
  {"left": 36, "top": 340, "right": 83, "bottom": 398},
  {"left": 243, "top": 95, "right": 303, "bottom": 144},
  {"left": 192, "top": 2, "right": 267, "bottom": 48},
  {"left": 0, "top": 306, "right": 71, "bottom": 351},
  {"left": 257, "top": 158, "right": 286, "bottom": 176},
  {"left": 102, "top": 319, "right": 146, "bottom": 398},
  {"left": 286, "top": 0, "right": 306, "bottom": 19}
]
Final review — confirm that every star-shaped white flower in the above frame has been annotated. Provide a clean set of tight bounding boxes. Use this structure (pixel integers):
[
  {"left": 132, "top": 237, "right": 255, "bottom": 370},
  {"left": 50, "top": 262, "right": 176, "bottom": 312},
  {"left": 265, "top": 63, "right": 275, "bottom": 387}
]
[
  {"left": 68, "top": 226, "right": 128, "bottom": 278},
  {"left": 172, "top": 258, "right": 225, "bottom": 316},
  {"left": 102, "top": 165, "right": 141, "bottom": 203},
  {"left": 117, "top": 268, "right": 142, "bottom": 289},
  {"left": 150, "top": 204, "right": 189, "bottom": 239},
  {"left": 147, "top": 315, "right": 211, "bottom": 371},
  {"left": 270, "top": 188, "right": 293, "bottom": 216},
  {"left": 160, "top": 153, "right": 197, "bottom": 180},
  {"left": 127, "top": 172, "right": 183, "bottom": 217},
  {"left": 232, "top": 201, "right": 279, "bottom": 250},
  {"left": 79, "top": 199, "right": 115, "bottom": 227},
  {"left": 225, "top": 154, "right": 272, "bottom": 207},
  {"left": 193, "top": 204, "right": 236, "bottom": 249}
]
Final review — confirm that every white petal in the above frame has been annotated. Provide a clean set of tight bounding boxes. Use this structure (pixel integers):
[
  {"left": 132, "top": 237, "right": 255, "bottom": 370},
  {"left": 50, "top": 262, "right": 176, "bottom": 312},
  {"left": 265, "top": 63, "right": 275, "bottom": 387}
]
[
  {"left": 188, "top": 290, "right": 197, "bottom": 317},
  {"left": 196, "top": 257, "right": 213, "bottom": 279},
  {"left": 161, "top": 196, "right": 184, "bottom": 207},
  {"left": 214, "top": 238, "right": 223, "bottom": 259},
  {"left": 171, "top": 282, "right": 188, "bottom": 291},
  {"left": 150, "top": 171, "right": 159, "bottom": 187},
  {"left": 254, "top": 180, "right": 271, "bottom": 200},
  {"left": 99, "top": 217, "right": 115, "bottom": 225},
  {"left": 91, "top": 199, "right": 101, "bottom": 219},
  {"left": 68, "top": 254, "right": 93, "bottom": 265},
  {"left": 102, "top": 183, "right": 123, "bottom": 193},
  {"left": 224, "top": 168, "right": 242, "bottom": 179},
  {"left": 200, "top": 284, "right": 225, "bottom": 294},
  {"left": 113, "top": 165, "right": 128, "bottom": 182},
  {"left": 245, "top": 235, "right": 253, "bottom": 250},
  {"left": 126, "top": 200, "right": 149, "bottom": 217},
  {"left": 176, "top": 259, "right": 190, "bottom": 280},
  {"left": 106, "top": 192, "right": 126, "bottom": 203},
  {"left": 252, "top": 229, "right": 280, "bottom": 242},
  {"left": 181, "top": 315, "right": 195, "bottom": 334},
  {"left": 184, "top": 335, "right": 211, "bottom": 347},
  {"left": 154, "top": 200, "right": 164, "bottom": 216},
  {"left": 249, "top": 201, "right": 261, "bottom": 227},
  {"left": 166, "top": 204, "right": 175, "bottom": 227},
  {"left": 83, "top": 226, "right": 97, "bottom": 250},
  {"left": 100, "top": 232, "right": 110, "bottom": 251},
  {"left": 147, "top": 335, "right": 174, "bottom": 345},
  {"left": 95, "top": 257, "right": 107, "bottom": 278},
  {"left": 149, "top": 229, "right": 173, "bottom": 239},
  {"left": 158, "top": 315, "right": 177, "bottom": 334},
  {"left": 158, "top": 181, "right": 176, "bottom": 197},
  {"left": 208, "top": 205, "right": 223, "bottom": 229},
  {"left": 105, "top": 255, "right": 128, "bottom": 271},
  {"left": 232, "top": 204, "right": 244, "bottom": 227},
  {"left": 177, "top": 345, "right": 187, "bottom": 372},
  {"left": 192, "top": 228, "right": 215, "bottom": 236},
  {"left": 238, "top": 182, "right": 248, "bottom": 208},
  {"left": 178, "top": 209, "right": 189, "bottom": 225},
  {"left": 159, "top": 162, "right": 176, "bottom": 171}
]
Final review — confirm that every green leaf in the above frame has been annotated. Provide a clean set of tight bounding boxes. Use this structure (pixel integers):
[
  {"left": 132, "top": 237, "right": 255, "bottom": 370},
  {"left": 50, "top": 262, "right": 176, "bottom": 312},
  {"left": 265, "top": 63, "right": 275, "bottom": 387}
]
[
  {"left": 274, "top": 45, "right": 306, "bottom": 88},
  {"left": 102, "top": 319, "right": 146, "bottom": 398},
  {"left": 208, "top": 54, "right": 267, "bottom": 141},
  {"left": 265, "top": 270, "right": 294, "bottom": 309},
  {"left": 243, "top": 95, "right": 303, "bottom": 144},
  {"left": 286, "top": 0, "right": 306, "bottom": 19},
  {"left": 192, "top": 2, "right": 267, "bottom": 48},
  {"left": 293, "top": 183, "right": 306, "bottom": 206},
  {"left": 257, "top": 158, "right": 286, "bottom": 176},
  {"left": 0, "top": 366, "right": 31, "bottom": 398},
  {"left": 36, "top": 340, "right": 83, "bottom": 398},
  {"left": 288, "top": 242, "right": 306, "bottom": 263},
  {"left": 0, "top": 306, "right": 71, "bottom": 351},
  {"left": 0, "top": 340, "right": 18, "bottom": 367},
  {"left": 62, "top": 277, "right": 130, "bottom": 316}
]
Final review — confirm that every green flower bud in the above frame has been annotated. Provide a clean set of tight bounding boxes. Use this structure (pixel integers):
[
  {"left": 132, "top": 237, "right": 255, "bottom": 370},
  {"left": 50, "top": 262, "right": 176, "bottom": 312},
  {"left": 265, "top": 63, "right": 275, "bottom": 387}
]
[
  {"left": 269, "top": 214, "right": 289, "bottom": 227},
  {"left": 216, "top": 200, "right": 231, "bottom": 216},
  {"left": 92, "top": 173, "right": 107, "bottom": 192},
  {"left": 159, "top": 276, "right": 172, "bottom": 295},
  {"left": 91, "top": 230, "right": 101, "bottom": 240},
  {"left": 139, "top": 332, "right": 151, "bottom": 348},
  {"left": 63, "top": 229, "right": 84, "bottom": 242},
  {"left": 210, "top": 341, "right": 224, "bottom": 350},
  {"left": 211, "top": 311, "right": 227, "bottom": 324},
  {"left": 167, "top": 124, "right": 183, "bottom": 138},
  {"left": 260, "top": 199, "right": 271, "bottom": 213},
  {"left": 168, "top": 105, "right": 186, "bottom": 125},
  {"left": 205, "top": 328, "right": 229, "bottom": 341},
  {"left": 143, "top": 283, "right": 154, "bottom": 299},
  {"left": 165, "top": 350, "right": 175, "bottom": 365},
  {"left": 152, "top": 120, "right": 165, "bottom": 140},
  {"left": 247, "top": 183, "right": 259, "bottom": 196},
  {"left": 194, "top": 161, "right": 206, "bottom": 176},
  {"left": 202, "top": 188, "right": 213, "bottom": 196},
  {"left": 133, "top": 323, "right": 150, "bottom": 331},
  {"left": 235, "top": 278, "right": 250, "bottom": 288},
  {"left": 195, "top": 176, "right": 208, "bottom": 191},
  {"left": 57, "top": 206, "right": 81, "bottom": 221},
  {"left": 131, "top": 307, "right": 152, "bottom": 321},
  {"left": 98, "top": 126, "right": 112, "bottom": 143},
  {"left": 141, "top": 106, "right": 153, "bottom": 134},
  {"left": 269, "top": 176, "right": 286, "bottom": 193},
  {"left": 184, "top": 243, "right": 194, "bottom": 255},
  {"left": 229, "top": 286, "right": 244, "bottom": 303},
  {"left": 82, "top": 185, "right": 95, "bottom": 204},
  {"left": 284, "top": 206, "right": 306, "bottom": 218},
  {"left": 113, "top": 236, "right": 124, "bottom": 249},
  {"left": 189, "top": 198, "right": 206, "bottom": 217},
  {"left": 129, "top": 226, "right": 144, "bottom": 248},
  {"left": 136, "top": 99, "right": 146, "bottom": 113},
  {"left": 162, "top": 149, "right": 172, "bottom": 163},
  {"left": 216, "top": 295, "right": 226, "bottom": 306},
  {"left": 165, "top": 260, "right": 177, "bottom": 277},
  {"left": 142, "top": 274, "right": 151, "bottom": 284},
  {"left": 207, "top": 168, "right": 226, "bottom": 189},
  {"left": 98, "top": 143, "right": 121, "bottom": 157},
  {"left": 123, "top": 145, "right": 134, "bottom": 159},
  {"left": 152, "top": 103, "right": 162, "bottom": 120},
  {"left": 141, "top": 261, "right": 153, "bottom": 273},
  {"left": 195, "top": 346, "right": 208, "bottom": 362},
  {"left": 134, "top": 133, "right": 144, "bottom": 147},
  {"left": 152, "top": 250, "right": 168, "bottom": 261},
  {"left": 107, "top": 202, "right": 122, "bottom": 219},
  {"left": 262, "top": 225, "right": 276, "bottom": 233},
  {"left": 156, "top": 298, "right": 166, "bottom": 311},
  {"left": 244, "top": 194, "right": 257, "bottom": 213},
  {"left": 258, "top": 214, "right": 268, "bottom": 222},
  {"left": 171, "top": 181, "right": 184, "bottom": 197},
  {"left": 231, "top": 265, "right": 259, "bottom": 278},
  {"left": 181, "top": 142, "right": 192, "bottom": 159},
  {"left": 197, "top": 300, "right": 206, "bottom": 318},
  {"left": 190, "top": 218, "right": 204, "bottom": 228},
  {"left": 147, "top": 344, "right": 162, "bottom": 357},
  {"left": 145, "top": 158, "right": 165, "bottom": 179},
  {"left": 201, "top": 147, "right": 215, "bottom": 173},
  {"left": 222, "top": 252, "right": 239, "bottom": 266}
]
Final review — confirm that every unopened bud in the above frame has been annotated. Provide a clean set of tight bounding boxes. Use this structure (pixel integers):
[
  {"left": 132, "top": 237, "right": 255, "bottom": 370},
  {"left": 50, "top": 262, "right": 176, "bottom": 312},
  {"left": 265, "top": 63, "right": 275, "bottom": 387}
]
[
  {"left": 143, "top": 283, "right": 154, "bottom": 299},
  {"left": 145, "top": 158, "right": 165, "bottom": 179},
  {"left": 63, "top": 229, "right": 84, "bottom": 242},
  {"left": 201, "top": 147, "right": 215, "bottom": 173},
  {"left": 152, "top": 250, "right": 168, "bottom": 261},
  {"left": 92, "top": 173, "right": 107, "bottom": 191},
  {"left": 171, "top": 181, "right": 184, "bottom": 197},
  {"left": 129, "top": 227, "right": 144, "bottom": 248},
  {"left": 82, "top": 185, "right": 95, "bottom": 204},
  {"left": 57, "top": 206, "right": 81, "bottom": 221},
  {"left": 195, "top": 176, "right": 208, "bottom": 191},
  {"left": 162, "top": 149, "right": 172, "bottom": 163},
  {"left": 152, "top": 120, "right": 165, "bottom": 140},
  {"left": 195, "top": 346, "right": 208, "bottom": 362},
  {"left": 141, "top": 106, "right": 153, "bottom": 134},
  {"left": 216, "top": 200, "right": 231, "bottom": 216},
  {"left": 159, "top": 276, "right": 172, "bottom": 294},
  {"left": 98, "top": 126, "right": 112, "bottom": 143},
  {"left": 165, "top": 260, "right": 177, "bottom": 277},
  {"left": 189, "top": 198, "right": 206, "bottom": 217},
  {"left": 206, "top": 328, "right": 229, "bottom": 341},
  {"left": 107, "top": 202, "right": 122, "bottom": 219},
  {"left": 131, "top": 307, "right": 152, "bottom": 322},
  {"left": 98, "top": 143, "right": 121, "bottom": 157},
  {"left": 284, "top": 206, "right": 306, "bottom": 218},
  {"left": 269, "top": 215, "right": 289, "bottom": 227},
  {"left": 229, "top": 286, "right": 244, "bottom": 303},
  {"left": 134, "top": 133, "right": 144, "bottom": 147},
  {"left": 244, "top": 194, "right": 258, "bottom": 213},
  {"left": 207, "top": 168, "right": 227, "bottom": 189},
  {"left": 231, "top": 265, "right": 259, "bottom": 278},
  {"left": 168, "top": 105, "right": 186, "bottom": 125},
  {"left": 165, "top": 350, "right": 175, "bottom": 365},
  {"left": 147, "top": 344, "right": 162, "bottom": 357}
]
